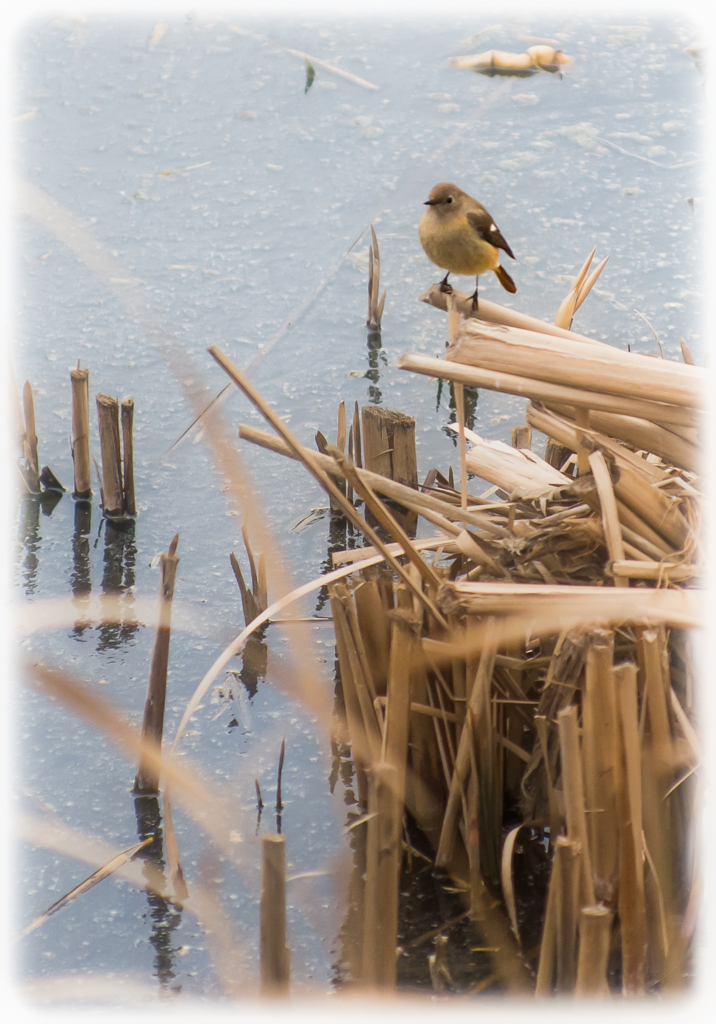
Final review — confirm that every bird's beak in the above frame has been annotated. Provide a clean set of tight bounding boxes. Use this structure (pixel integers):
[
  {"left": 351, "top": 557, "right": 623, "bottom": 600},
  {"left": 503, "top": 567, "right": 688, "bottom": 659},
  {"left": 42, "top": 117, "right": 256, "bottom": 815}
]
[{"left": 423, "top": 199, "right": 437, "bottom": 205}]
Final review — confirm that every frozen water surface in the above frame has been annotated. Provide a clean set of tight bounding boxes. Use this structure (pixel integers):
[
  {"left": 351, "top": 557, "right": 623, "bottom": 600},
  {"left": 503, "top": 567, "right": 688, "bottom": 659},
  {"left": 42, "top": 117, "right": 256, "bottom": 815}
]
[{"left": 12, "top": 13, "right": 703, "bottom": 1003}]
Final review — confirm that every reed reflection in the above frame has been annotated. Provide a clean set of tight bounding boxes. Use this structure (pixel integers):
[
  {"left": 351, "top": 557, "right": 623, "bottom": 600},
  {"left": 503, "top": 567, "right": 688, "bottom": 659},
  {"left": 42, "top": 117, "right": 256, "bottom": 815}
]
[
  {"left": 438, "top": 380, "right": 479, "bottom": 440},
  {"left": 17, "top": 497, "right": 41, "bottom": 596},
  {"left": 70, "top": 500, "right": 92, "bottom": 638},
  {"left": 96, "top": 518, "right": 139, "bottom": 652},
  {"left": 133, "top": 795, "right": 182, "bottom": 991},
  {"left": 366, "top": 328, "right": 386, "bottom": 406}
]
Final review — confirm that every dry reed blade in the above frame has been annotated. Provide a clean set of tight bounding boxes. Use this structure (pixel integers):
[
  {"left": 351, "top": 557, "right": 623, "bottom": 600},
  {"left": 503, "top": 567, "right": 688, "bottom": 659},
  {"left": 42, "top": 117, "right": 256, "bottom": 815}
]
[
  {"left": 574, "top": 254, "right": 610, "bottom": 313},
  {"left": 554, "top": 836, "right": 581, "bottom": 993},
  {"left": 362, "top": 763, "right": 402, "bottom": 989},
  {"left": 276, "top": 738, "right": 286, "bottom": 811},
  {"left": 17, "top": 836, "right": 152, "bottom": 940},
  {"left": 554, "top": 246, "right": 596, "bottom": 329}
]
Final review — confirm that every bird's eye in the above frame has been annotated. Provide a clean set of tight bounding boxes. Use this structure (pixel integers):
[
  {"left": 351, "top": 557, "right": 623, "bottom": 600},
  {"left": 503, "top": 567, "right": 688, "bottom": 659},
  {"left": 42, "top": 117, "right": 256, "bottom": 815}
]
[{"left": 446, "top": 196, "right": 453, "bottom": 203}]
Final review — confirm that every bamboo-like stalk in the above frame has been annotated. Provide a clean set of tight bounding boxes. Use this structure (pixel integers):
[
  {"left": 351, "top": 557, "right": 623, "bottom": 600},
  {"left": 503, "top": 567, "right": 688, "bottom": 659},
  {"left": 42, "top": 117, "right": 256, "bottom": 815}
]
[
  {"left": 588, "top": 449, "right": 627, "bottom": 587},
  {"left": 260, "top": 834, "right": 290, "bottom": 995},
  {"left": 574, "top": 407, "right": 591, "bottom": 476},
  {"left": 362, "top": 763, "right": 401, "bottom": 988},
  {"left": 557, "top": 705, "right": 596, "bottom": 907},
  {"left": 353, "top": 400, "right": 362, "bottom": 468},
  {"left": 614, "top": 662, "right": 647, "bottom": 995},
  {"left": 121, "top": 398, "right": 136, "bottom": 515},
  {"left": 582, "top": 632, "right": 619, "bottom": 903},
  {"left": 70, "top": 368, "right": 92, "bottom": 498},
  {"left": 96, "top": 394, "right": 124, "bottom": 517},
  {"left": 447, "top": 318, "right": 705, "bottom": 409},
  {"left": 396, "top": 352, "right": 697, "bottom": 430},
  {"left": 546, "top": 403, "right": 699, "bottom": 471},
  {"left": 133, "top": 535, "right": 180, "bottom": 794},
  {"left": 535, "top": 846, "right": 559, "bottom": 995},
  {"left": 612, "top": 560, "right": 698, "bottom": 582},
  {"left": 331, "top": 587, "right": 382, "bottom": 766},
  {"left": 455, "top": 382, "right": 468, "bottom": 515},
  {"left": 555, "top": 836, "right": 581, "bottom": 993},
  {"left": 22, "top": 381, "right": 41, "bottom": 492},
  {"left": 575, "top": 905, "right": 612, "bottom": 995},
  {"left": 419, "top": 284, "right": 609, "bottom": 346}
]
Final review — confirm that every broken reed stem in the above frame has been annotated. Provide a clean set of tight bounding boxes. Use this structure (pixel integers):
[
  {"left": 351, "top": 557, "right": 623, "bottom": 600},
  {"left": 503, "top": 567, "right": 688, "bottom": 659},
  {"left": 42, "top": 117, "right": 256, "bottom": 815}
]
[
  {"left": 121, "top": 398, "right": 136, "bottom": 515},
  {"left": 276, "top": 738, "right": 285, "bottom": 811},
  {"left": 615, "top": 660, "right": 648, "bottom": 995},
  {"left": 96, "top": 394, "right": 124, "bottom": 517},
  {"left": 70, "top": 368, "right": 92, "bottom": 498},
  {"left": 574, "top": 407, "right": 591, "bottom": 476},
  {"left": 362, "top": 762, "right": 401, "bottom": 989},
  {"left": 555, "top": 836, "right": 580, "bottom": 994},
  {"left": 260, "top": 834, "right": 290, "bottom": 996},
  {"left": 455, "top": 382, "right": 468, "bottom": 516},
  {"left": 353, "top": 400, "right": 362, "bottom": 468},
  {"left": 383, "top": 612, "right": 417, "bottom": 805},
  {"left": 588, "top": 448, "right": 627, "bottom": 587},
  {"left": 582, "top": 632, "right": 619, "bottom": 904},
  {"left": 557, "top": 705, "right": 595, "bottom": 907},
  {"left": 22, "top": 381, "right": 41, "bottom": 492},
  {"left": 133, "top": 534, "right": 180, "bottom": 794},
  {"left": 535, "top": 849, "right": 559, "bottom": 995},
  {"left": 575, "top": 905, "right": 612, "bottom": 995}
]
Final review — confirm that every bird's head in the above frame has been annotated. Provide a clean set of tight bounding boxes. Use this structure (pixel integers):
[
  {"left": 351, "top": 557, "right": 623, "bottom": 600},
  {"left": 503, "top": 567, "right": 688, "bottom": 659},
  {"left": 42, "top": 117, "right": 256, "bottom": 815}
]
[{"left": 423, "top": 182, "right": 466, "bottom": 215}]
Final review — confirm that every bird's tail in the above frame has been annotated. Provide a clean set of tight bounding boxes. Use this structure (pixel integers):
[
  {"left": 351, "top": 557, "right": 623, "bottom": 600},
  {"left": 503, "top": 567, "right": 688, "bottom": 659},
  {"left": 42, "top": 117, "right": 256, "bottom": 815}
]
[{"left": 495, "top": 265, "right": 517, "bottom": 293}]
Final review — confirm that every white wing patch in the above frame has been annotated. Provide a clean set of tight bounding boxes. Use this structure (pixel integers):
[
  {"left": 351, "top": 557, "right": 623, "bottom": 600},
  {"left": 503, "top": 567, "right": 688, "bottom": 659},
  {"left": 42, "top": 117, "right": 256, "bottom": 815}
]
[{"left": 489, "top": 223, "right": 497, "bottom": 231}]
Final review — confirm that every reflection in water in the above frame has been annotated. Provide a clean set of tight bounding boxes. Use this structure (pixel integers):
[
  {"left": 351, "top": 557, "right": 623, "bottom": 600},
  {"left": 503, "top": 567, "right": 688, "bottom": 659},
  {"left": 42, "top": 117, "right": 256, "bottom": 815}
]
[
  {"left": 315, "top": 512, "right": 356, "bottom": 613},
  {"left": 237, "top": 632, "right": 268, "bottom": 700},
  {"left": 17, "top": 497, "right": 41, "bottom": 596},
  {"left": 133, "top": 795, "right": 182, "bottom": 991},
  {"left": 365, "top": 328, "right": 386, "bottom": 406},
  {"left": 438, "top": 380, "right": 479, "bottom": 442},
  {"left": 96, "top": 518, "right": 139, "bottom": 652},
  {"left": 70, "top": 501, "right": 92, "bottom": 639}
]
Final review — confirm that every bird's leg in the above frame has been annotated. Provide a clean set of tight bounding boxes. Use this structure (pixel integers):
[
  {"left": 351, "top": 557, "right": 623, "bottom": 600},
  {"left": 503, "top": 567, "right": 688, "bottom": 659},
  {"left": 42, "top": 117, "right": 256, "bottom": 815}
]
[
  {"left": 439, "top": 272, "right": 453, "bottom": 295},
  {"left": 470, "top": 275, "right": 479, "bottom": 313}
]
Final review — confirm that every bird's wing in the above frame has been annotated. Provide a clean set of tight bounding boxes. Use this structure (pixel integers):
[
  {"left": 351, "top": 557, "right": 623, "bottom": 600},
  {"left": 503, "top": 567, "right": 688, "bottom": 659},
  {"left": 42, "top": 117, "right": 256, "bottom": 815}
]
[{"left": 466, "top": 208, "right": 516, "bottom": 260}]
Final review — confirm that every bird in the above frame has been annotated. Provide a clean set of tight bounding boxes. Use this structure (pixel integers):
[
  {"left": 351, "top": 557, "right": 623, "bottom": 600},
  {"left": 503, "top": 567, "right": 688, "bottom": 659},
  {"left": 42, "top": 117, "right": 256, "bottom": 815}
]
[{"left": 419, "top": 182, "right": 516, "bottom": 312}]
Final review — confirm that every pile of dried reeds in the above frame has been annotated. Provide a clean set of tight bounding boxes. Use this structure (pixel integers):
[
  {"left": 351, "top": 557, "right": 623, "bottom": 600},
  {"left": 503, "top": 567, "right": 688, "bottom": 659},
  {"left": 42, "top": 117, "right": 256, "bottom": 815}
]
[{"left": 227, "top": 251, "right": 702, "bottom": 995}]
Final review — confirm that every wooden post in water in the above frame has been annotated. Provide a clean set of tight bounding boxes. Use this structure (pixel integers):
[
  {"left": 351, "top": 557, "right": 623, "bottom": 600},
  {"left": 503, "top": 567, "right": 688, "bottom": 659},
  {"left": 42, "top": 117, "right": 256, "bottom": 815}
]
[
  {"left": 511, "top": 424, "right": 532, "bottom": 450},
  {"left": 362, "top": 762, "right": 401, "bottom": 989},
  {"left": 121, "top": 398, "right": 136, "bottom": 515},
  {"left": 260, "top": 834, "right": 290, "bottom": 995},
  {"left": 22, "top": 381, "right": 41, "bottom": 493},
  {"left": 361, "top": 407, "right": 417, "bottom": 488},
  {"left": 96, "top": 394, "right": 124, "bottom": 516},
  {"left": 133, "top": 535, "right": 179, "bottom": 794},
  {"left": 70, "top": 367, "right": 92, "bottom": 498}
]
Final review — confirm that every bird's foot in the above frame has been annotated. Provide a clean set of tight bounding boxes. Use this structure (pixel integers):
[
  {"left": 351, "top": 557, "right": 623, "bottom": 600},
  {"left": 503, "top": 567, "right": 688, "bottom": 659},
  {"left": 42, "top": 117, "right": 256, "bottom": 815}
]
[
  {"left": 470, "top": 291, "right": 479, "bottom": 312},
  {"left": 439, "top": 281, "right": 454, "bottom": 295}
]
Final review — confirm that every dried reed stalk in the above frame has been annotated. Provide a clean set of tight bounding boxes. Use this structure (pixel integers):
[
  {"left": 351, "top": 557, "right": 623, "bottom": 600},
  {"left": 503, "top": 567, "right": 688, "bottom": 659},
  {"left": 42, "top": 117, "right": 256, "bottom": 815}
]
[
  {"left": 547, "top": 404, "right": 699, "bottom": 471},
  {"left": 612, "top": 560, "right": 698, "bottom": 582},
  {"left": 588, "top": 449, "right": 627, "bottom": 586},
  {"left": 582, "top": 632, "right": 619, "bottom": 903},
  {"left": 96, "top": 394, "right": 124, "bottom": 516},
  {"left": 354, "top": 576, "right": 392, "bottom": 695},
  {"left": 70, "top": 368, "right": 91, "bottom": 497},
  {"left": 397, "top": 352, "right": 697, "bottom": 430},
  {"left": 239, "top": 423, "right": 506, "bottom": 538},
  {"left": 22, "top": 380, "right": 41, "bottom": 492},
  {"left": 210, "top": 347, "right": 444, "bottom": 624},
  {"left": 557, "top": 705, "right": 595, "bottom": 907},
  {"left": 526, "top": 403, "right": 691, "bottom": 550},
  {"left": 260, "top": 834, "right": 290, "bottom": 995},
  {"left": 383, "top": 611, "right": 418, "bottom": 805},
  {"left": 447, "top": 319, "right": 705, "bottom": 408},
  {"left": 435, "top": 633, "right": 497, "bottom": 869},
  {"left": 575, "top": 905, "right": 612, "bottom": 995},
  {"left": 535, "top": 847, "right": 559, "bottom": 995},
  {"left": 361, "top": 406, "right": 418, "bottom": 488},
  {"left": 121, "top": 398, "right": 136, "bottom": 515},
  {"left": 134, "top": 535, "right": 180, "bottom": 794},
  {"left": 362, "top": 763, "right": 401, "bottom": 988},
  {"left": 555, "top": 836, "right": 581, "bottom": 993},
  {"left": 614, "top": 662, "right": 647, "bottom": 994},
  {"left": 419, "top": 283, "right": 607, "bottom": 345},
  {"left": 367, "top": 225, "right": 386, "bottom": 329}
]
